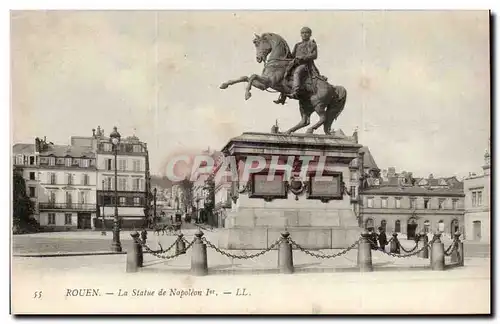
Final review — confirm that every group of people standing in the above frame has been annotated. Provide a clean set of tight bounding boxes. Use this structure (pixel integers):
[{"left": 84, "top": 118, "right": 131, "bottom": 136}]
[{"left": 367, "top": 227, "right": 389, "bottom": 251}]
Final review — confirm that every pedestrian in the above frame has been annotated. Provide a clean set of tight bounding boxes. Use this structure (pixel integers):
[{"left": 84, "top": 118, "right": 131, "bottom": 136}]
[
  {"left": 368, "top": 227, "right": 378, "bottom": 250},
  {"left": 141, "top": 228, "right": 148, "bottom": 244},
  {"left": 378, "top": 227, "right": 388, "bottom": 252}
]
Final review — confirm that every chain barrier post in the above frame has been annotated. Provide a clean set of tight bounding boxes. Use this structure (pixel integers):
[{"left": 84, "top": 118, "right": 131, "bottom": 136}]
[
  {"left": 176, "top": 233, "right": 186, "bottom": 255},
  {"left": 126, "top": 231, "right": 142, "bottom": 273},
  {"left": 458, "top": 237, "right": 465, "bottom": 267},
  {"left": 389, "top": 233, "right": 400, "bottom": 254},
  {"left": 278, "top": 231, "right": 294, "bottom": 274},
  {"left": 430, "top": 233, "right": 445, "bottom": 271},
  {"left": 191, "top": 229, "right": 208, "bottom": 276},
  {"left": 357, "top": 231, "right": 373, "bottom": 272},
  {"left": 417, "top": 232, "right": 429, "bottom": 259}
]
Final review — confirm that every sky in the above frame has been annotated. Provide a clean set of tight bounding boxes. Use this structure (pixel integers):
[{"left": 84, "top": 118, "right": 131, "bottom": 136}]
[{"left": 10, "top": 10, "right": 490, "bottom": 179}]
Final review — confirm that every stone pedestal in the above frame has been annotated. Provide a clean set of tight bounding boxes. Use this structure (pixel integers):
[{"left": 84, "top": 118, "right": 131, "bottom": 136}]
[{"left": 217, "top": 132, "right": 363, "bottom": 250}]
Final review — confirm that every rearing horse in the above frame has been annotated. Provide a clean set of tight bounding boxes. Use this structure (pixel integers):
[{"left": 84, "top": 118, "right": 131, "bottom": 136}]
[{"left": 219, "top": 32, "right": 347, "bottom": 135}]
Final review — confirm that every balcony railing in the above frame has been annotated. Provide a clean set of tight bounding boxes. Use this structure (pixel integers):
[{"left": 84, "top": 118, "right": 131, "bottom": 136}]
[{"left": 38, "top": 203, "right": 96, "bottom": 211}]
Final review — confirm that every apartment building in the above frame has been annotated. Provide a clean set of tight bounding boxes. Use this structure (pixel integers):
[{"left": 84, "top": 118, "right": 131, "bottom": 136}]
[
  {"left": 87, "top": 126, "right": 149, "bottom": 229},
  {"left": 13, "top": 137, "right": 98, "bottom": 230}
]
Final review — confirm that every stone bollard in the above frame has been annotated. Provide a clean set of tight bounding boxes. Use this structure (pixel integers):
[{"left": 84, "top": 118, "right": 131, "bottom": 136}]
[
  {"left": 430, "top": 233, "right": 445, "bottom": 271},
  {"left": 389, "top": 233, "right": 400, "bottom": 254},
  {"left": 417, "top": 232, "right": 429, "bottom": 259},
  {"left": 357, "top": 231, "right": 373, "bottom": 272},
  {"left": 176, "top": 233, "right": 186, "bottom": 255},
  {"left": 458, "top": 240, "right": 465, "bottom": 267},
  {"left": 450, "top": 232, "right": 461, "bottom": 264},
  {"left": 278, "top": 231, "right": 294, "bottom": 274},
  {"left": 126, "top": 231, "right": 143, "bottom": 273},
  {"left": 191, "top": 229, "right": 208, "bottom": 276}
]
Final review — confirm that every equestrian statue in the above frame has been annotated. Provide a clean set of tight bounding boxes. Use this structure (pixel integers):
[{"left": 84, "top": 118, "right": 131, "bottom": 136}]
[{"left": 219, "top": 27, "right": 347, "bottom": 135}]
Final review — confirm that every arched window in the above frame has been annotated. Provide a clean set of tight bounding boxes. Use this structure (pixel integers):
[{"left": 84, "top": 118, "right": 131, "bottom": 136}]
[{"left": 395, "top": 220, "right": 401, "bottom": 233}]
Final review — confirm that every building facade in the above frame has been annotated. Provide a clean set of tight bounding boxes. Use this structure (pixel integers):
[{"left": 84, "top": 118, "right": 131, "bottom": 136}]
[
  {"left": 89, "top": 127, "right": 149, "bottom": 229},
  {"left": 13, "top": 126, "right": 150, "bottom": 231},
  {"left": 463, "top": 144, "right": 490, "bottom": 243},
  {"left": 359, "top": 184, "right": 465, "bottom": 240},
  {"left": 13, "top": 137, "right": 98, "bottom": 230}
]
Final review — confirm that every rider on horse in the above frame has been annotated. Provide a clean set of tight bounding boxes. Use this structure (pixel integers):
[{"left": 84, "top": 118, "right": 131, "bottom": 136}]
[{"left": 274, "top": 26, "right": 327, "bottom": 105}]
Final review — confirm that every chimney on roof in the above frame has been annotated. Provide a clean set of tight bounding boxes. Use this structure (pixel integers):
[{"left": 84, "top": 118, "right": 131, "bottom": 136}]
[
  {"left": 35, "top": 137, "right": 40, "bottom": 153},
  {"left": 388, "top": 167, "right": 396, "bottom": 178},
  {"left": 429, "top": 173, "right": 434, "bottom": 180}
]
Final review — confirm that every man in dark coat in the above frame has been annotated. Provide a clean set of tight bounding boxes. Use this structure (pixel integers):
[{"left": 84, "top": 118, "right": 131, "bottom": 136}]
[
  {"left": 378, "top": 227, "right": 388, "bottom": 252},
  {"left": 368, "top": 227, "right": 378, "bottom": 250}
]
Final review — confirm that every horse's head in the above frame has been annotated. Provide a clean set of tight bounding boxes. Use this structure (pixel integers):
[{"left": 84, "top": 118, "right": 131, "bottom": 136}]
[
  {"left": 253, "top": 33, "right": 272, "bottom": 63},
  {"left": 253, "top": 33, "right": 291, "bottom": 63}
]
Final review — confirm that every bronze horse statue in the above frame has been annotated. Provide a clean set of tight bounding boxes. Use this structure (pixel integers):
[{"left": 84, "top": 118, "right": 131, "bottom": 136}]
[{"left": 219, "top": 32, "right": 347, "bottom": 135}]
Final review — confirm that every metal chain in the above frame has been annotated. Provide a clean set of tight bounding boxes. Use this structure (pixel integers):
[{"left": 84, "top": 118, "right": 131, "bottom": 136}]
[
  {"left": 141, "top": 238, "right": 195, "bottom": 260},
  {"left": 289, "top": 239, "right": 360, "bottom": 259},
  {"left": 444, "top": 239, "right": 459, "bottom": 256},
  {"left": 397, "top": 240, "right": 419, "bottom": 253},
  {"left": 202, "top": 237, "right": 282, "bottom": 259},
  {"left": 140, "top": 238, "right": 178, "bottom": 254},
  {"left": 377, "top": 238, "right": 436, "bottom": 258}
]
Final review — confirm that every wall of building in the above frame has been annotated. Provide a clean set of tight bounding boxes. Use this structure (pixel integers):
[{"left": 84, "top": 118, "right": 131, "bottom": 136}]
[
  {"left": 464, "top": 173, "right": 490, "bottom": 242},
  {"left": 360, "top": 194, "right": 465, "bottom": 239}
]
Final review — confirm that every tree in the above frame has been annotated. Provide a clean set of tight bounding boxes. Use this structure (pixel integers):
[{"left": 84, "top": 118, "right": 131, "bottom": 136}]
[
  {"left": 13, "top": 167, "right": 38, "bottom": 233},
  {"left": 179, "top": 177, "right": 194, "bottom": 213},
  {"left": 203, "top": 174, "right": 216, "bottom": 224}
]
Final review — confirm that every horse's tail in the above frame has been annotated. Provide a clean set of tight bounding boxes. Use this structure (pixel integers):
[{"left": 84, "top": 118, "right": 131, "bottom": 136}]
[{"left": 324, "top": 85, "right": 347, "bottom": 134}]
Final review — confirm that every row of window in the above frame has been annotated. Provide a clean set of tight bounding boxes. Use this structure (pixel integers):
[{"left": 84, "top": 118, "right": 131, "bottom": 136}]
[
  {"left": 15, "top": 155, "right": 93, "bottom": 168},
  {"left": 365, "top": 218, "right": 458, "bottom": 233},
  {"left": 46, "top": 192, "right": 145, "bottom": 206},
  {"left": 48, "top": 191, "right": 89, "bottom": 204},
  {"left": 103, "top": 158, "right": 143, "bottom": 172},
  {"left": 45, "top": 172, "right": 91, "bottom": 186},
  {"left": 47, "top": 213, "right": 72, "bottom": 225},
  {"left": 102, "top": 177, "right": 145, "bottom": 191},
  {"left": 365, "top": 196, "right": 459, "bottom": 210},
  {"left": 99, "top": 143, "right": 145, "bottom": 153},
  {"left": 100, "top": 196, "right": 144, "bottom": 206}
]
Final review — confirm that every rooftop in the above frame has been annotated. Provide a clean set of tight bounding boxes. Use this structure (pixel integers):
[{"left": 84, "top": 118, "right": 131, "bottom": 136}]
[
  {"left": 40, "top": 144, "right": 95, "bottom": 158},
  {"left": 362, "top": 185, "right": 464, "bottom": 197}
]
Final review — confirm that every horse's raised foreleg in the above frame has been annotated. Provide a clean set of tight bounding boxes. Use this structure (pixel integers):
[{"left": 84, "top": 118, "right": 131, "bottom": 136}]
[
  {"left": 307, "top": 102, "right": 327, "bottom": 134},
  {"left": 245, "top": 74, "right": 269, "bottom": 100},
  {"left": 220, "top": 76, "right": 249, "bottom": 89}
]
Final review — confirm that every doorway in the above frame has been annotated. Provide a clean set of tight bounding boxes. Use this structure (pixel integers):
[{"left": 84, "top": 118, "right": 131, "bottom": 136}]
[
  {"left": 473, "top": 221, "right": 481, "bottom": 241},
  {"left": 407, "top": 217, "right": 418, "bottom": 240},
  {"left": 77, "top": 213, "right": 92, "bottom": 229}
]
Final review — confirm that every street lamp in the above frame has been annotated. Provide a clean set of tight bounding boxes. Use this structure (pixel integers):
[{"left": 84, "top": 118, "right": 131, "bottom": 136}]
[
  {"left": 101, "top": 179, "right": 106, "bottom": 236},
  {"left": 110, "top": 126, "right": 122, "bottom": 252},
  {"left": 153, "top": 187, "right": 157, "bottom": 224}
]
